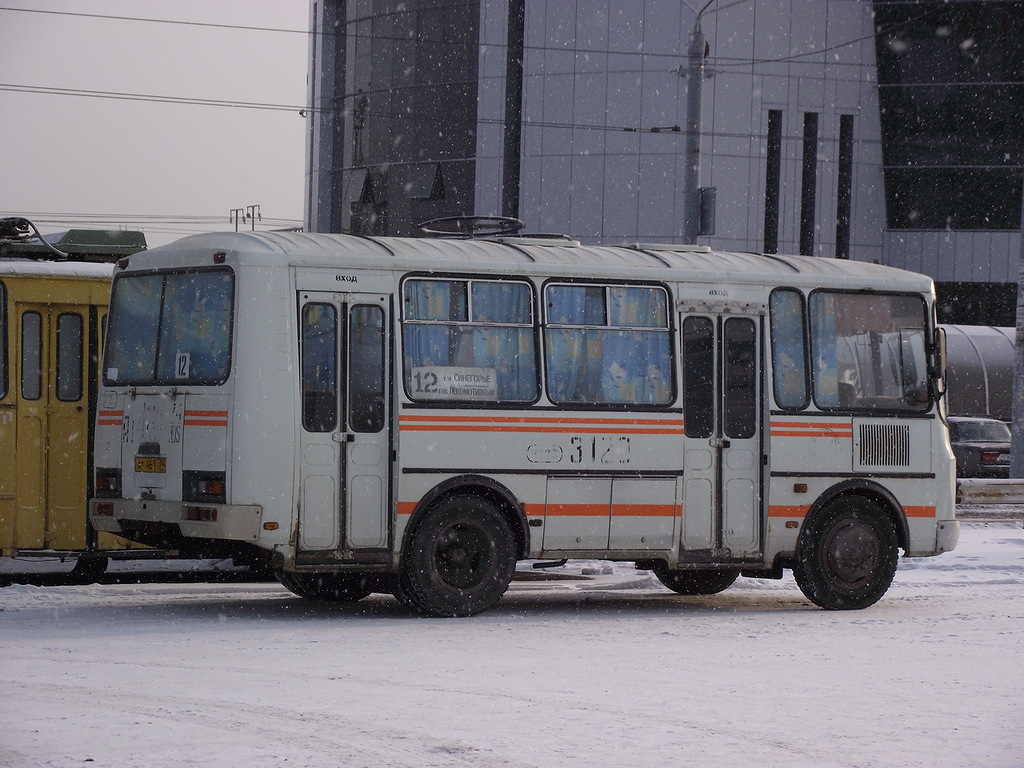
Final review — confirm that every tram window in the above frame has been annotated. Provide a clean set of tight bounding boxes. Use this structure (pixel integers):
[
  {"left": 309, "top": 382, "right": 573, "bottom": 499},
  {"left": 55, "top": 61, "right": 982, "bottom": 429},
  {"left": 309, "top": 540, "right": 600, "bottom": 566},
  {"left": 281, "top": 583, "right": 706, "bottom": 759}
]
[
  {"left": 544, "top": 284, "right": 672, "bottom": 405},
  {"left": 0, "top": 283, "right": 6, "bottom": 399},
  {"left": 349, "top": 305, "right": 385, "bottom": 433},
  {"left": 810, "top": 291, "right": 929, "bottom": 411},
  {"left": 301, "top": 303, "right": 338, "bottom": 432},
  {"left": 403, "top": 278, "right": 537, "bottom": 403},
  {"left": 769, "top": 289, "right": 808, "bottom": 409},
  {"left": 56, "top": 313, "right": 83, "bottom": 402},
  {"left": 21, "top": 311, "right": 42, "bottom": 401},
  {"left": 682, "top": 316, "right": 714, "bottom": 437}
]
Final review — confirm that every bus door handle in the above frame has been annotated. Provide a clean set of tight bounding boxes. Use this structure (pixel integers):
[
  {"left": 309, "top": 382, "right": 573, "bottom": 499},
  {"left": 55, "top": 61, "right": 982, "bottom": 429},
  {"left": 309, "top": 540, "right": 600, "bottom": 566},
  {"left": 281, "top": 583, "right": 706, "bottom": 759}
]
[
  {"left": 332, "top": 433, "right": 356, "bottom": 443},
  {"left": 709, "top": 437, "right": 730, "bottom": 449}
]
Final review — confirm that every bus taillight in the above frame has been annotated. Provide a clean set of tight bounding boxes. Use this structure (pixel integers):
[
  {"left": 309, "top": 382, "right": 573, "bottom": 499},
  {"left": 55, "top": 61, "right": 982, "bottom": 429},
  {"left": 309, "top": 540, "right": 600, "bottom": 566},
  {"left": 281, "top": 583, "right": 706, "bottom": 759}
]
[
  {"left": 183, "top": 471, "right": 227, "bottom": 504},
  {"left": 184, "top": 507, "right": 218, "bottom": 522},
  {"left": 95, "top": 468, "right": 122, "bottom": 498}
]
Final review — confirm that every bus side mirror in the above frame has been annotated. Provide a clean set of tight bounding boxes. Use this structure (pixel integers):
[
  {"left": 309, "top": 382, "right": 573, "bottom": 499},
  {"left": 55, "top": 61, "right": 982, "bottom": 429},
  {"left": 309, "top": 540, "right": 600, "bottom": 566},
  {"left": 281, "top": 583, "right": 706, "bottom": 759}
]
[{"left": 931, "top": 326, "right": 947, "bottom": 396}]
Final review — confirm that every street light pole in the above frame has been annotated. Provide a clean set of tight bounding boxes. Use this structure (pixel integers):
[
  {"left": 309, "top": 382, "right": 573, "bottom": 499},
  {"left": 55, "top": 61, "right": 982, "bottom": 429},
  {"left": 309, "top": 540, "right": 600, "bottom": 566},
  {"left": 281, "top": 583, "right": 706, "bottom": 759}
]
[
  {"left": 681, "top": 1, "right": 713, "bottom": 244},
  {"left": 1010, "top": 173, "right": 1024, "bottom": 478}
]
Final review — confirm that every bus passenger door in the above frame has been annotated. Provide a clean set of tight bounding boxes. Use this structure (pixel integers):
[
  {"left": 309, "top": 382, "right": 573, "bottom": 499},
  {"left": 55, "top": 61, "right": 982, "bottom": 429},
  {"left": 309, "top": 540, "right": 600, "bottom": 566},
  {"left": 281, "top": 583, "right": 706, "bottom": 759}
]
[
  {"left": 297, "top": 293, "right": 391, "bottom": 560},
  {"left": 680, "top": 313, "right": 763, "bottom": 560}
]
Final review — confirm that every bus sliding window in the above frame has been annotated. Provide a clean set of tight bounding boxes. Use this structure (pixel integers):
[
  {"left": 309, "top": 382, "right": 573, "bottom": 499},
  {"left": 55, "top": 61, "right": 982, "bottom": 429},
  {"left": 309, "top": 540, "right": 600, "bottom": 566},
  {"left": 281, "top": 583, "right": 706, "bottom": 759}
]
[
  {"left": 545, "top": 284, "right": 672, "bottom": 406},
  {"left": 402, "top": 278, "right": 537, "bottom": 404}
]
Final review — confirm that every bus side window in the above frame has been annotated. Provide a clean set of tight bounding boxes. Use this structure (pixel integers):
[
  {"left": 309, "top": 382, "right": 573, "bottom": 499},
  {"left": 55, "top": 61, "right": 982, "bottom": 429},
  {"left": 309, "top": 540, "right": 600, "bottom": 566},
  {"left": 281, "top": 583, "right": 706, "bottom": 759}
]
[
  {"left": 301, "top": 303, "right": 338, "bottom": 432},
  {"left": 682, "top": 316, "right": 714, "bottom": 437},
  {"left": 545, "top": 284, "right": 672, "bottom": 406},
  {"left": 769, "top": 289, "right": 808, "bottom": 409}
]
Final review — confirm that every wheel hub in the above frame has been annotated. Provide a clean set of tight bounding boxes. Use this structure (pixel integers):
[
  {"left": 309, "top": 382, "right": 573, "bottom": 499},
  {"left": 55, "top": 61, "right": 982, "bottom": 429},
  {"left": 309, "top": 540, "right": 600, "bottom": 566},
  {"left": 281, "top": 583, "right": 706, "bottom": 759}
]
[{"left": 824, "top": 519, "right": 880, "bottom": 586}]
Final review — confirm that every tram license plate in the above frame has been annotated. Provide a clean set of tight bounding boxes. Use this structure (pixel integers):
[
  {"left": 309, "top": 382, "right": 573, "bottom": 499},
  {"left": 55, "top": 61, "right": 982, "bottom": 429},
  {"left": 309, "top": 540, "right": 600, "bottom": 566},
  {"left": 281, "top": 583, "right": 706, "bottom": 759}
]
[{"left": 135, "top": 456, "right": 167, "bottom": 473}]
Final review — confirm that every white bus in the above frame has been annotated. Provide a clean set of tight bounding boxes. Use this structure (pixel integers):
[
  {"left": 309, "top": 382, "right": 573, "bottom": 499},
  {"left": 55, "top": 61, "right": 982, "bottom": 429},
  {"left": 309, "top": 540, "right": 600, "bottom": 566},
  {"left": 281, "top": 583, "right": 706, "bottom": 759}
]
[{"left": 89, "top": 227, "right": 958, "bottom": 616}]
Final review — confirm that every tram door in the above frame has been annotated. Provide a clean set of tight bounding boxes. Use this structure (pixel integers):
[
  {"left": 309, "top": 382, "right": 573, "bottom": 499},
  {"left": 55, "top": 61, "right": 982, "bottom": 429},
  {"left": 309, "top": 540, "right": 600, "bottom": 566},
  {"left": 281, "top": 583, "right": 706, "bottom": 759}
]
[
  {"left": 296, "top": 293, "right": 391, "bottom": 559},
  {"left": 15, "top": 304, "right": 93, "bottom": 550},
  {"left": 680, "top": 312, "right": 764, "bottom": 560}
]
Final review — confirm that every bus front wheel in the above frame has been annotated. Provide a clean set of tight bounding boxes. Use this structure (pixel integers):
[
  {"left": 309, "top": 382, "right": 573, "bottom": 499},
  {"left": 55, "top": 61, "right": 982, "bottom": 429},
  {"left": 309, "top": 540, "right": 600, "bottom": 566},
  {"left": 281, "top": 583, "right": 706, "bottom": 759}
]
[
  {"left": 400, "top": 495, "right": 516, "bottom": 617},
  {"left": 793, "top": 496, "right": 898, "bottom": 610},
  {"left": 278, "top": 571, "right": 372, "bottom": 603},
  {"left": 653, "top": 567, "right": 738, "bottom": 595}
]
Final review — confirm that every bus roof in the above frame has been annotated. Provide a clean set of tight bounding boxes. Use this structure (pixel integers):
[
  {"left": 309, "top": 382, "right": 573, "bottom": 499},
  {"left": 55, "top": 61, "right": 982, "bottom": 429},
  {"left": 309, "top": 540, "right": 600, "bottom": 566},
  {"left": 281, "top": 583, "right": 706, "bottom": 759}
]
[{"left": 130, "top": 231, "right": 934, "bottom": 292}]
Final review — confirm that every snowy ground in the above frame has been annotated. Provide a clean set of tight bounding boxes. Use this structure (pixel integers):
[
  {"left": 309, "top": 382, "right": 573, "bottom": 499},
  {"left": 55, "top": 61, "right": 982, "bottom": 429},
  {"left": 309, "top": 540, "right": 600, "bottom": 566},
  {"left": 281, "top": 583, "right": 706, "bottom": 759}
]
[{"left": 2, "top": 522, "right": 1023, "bottom": 768}]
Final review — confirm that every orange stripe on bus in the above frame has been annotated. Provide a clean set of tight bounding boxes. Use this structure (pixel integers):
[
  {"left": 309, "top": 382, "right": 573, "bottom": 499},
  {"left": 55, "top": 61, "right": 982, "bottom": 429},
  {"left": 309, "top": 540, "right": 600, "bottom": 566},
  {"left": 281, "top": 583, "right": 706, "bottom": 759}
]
[
  {"left": 904, "top": 506, "right": 936, "bottom": 518},
  {"left": 185, "top": 410, "right": 228, "bottom": 427},
  {"left": 771, "top": 429, "right": 853, "bottom": 438},
  {"left": 400, "top": 415, "right": 679, "bottom": 426},
  {"left": 768, "top": 505, "right": 810, "bottom": 518},
  {"left": 400, "top": 424, "right": 683, "bottom": 435},
  {"left": 770, "top": 421, "right": 852, "bottom": 429},
  {"left": 611, "top": 504, "right": 677, "bottom": 517},
  {"left": 97, "top": 410, "right": 123, "bottom": 426},
  {"left": 546, "top": 503, "right": 609, "bottom": 516}
]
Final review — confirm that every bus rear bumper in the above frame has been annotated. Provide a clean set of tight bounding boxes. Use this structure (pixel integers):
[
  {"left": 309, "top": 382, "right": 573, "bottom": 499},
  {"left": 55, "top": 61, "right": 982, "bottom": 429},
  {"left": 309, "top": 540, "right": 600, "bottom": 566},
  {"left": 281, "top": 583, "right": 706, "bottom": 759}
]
[{"left": 89, "top": 499, "right": 263, "bottom": 543}]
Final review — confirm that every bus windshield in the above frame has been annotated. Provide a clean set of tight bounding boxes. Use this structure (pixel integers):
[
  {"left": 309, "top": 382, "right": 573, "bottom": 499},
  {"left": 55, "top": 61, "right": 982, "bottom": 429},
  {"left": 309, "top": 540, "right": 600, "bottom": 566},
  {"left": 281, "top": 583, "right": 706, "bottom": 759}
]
[{"left": 104, "top": 268, "right": 234, "bottom": 385}]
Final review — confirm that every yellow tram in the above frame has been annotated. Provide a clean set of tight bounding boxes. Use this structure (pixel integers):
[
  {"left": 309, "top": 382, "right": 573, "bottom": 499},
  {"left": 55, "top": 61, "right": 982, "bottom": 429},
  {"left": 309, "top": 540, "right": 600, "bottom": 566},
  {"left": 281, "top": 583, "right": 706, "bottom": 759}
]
[{"left": 1, "top": 222, "right": 148, "bottom": 580}]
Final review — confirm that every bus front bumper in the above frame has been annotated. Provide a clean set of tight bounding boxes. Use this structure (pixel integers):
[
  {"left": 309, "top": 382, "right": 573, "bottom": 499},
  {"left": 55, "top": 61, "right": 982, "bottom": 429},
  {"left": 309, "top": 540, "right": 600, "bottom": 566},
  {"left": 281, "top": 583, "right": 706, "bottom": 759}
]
[
  {"left": 936, "top": 518, "right": 960, "bottom": 554},
  {"left": 89, "top": 499, "right": 263, "bottom": 543}
]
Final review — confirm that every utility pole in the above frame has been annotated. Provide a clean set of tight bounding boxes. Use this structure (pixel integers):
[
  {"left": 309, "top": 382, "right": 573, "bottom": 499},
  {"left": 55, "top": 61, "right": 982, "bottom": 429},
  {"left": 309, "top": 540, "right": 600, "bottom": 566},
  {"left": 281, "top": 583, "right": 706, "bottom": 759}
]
[
  {"left": 230, "top": 208, "right": 245, "bottom": 232},
  {"left": 246, "top": 205, "right": 262, "bottom": 231},
  {"left": 681, "top": 1, "right": 714, "bottom": 245},
  {"left": 1010, "top": 175, "right": 1024, "bottom": 477}
]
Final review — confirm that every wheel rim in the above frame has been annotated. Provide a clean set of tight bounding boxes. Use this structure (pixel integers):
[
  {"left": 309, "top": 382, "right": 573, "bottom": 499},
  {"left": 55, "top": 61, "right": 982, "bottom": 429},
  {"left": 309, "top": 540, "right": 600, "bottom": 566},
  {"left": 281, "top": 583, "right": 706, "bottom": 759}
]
[
  {"left": 431, "top": 520, "right": 495, "bottom": 590},
  {"left": 822, "top": 517, "right": 881, "bottom": 590}
]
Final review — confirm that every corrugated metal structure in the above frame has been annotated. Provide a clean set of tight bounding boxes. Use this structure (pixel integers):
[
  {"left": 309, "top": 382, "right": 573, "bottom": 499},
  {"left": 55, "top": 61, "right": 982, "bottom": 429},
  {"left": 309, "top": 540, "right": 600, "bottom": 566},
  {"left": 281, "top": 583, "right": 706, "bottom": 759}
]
[{"left": 941, "top": 325, "right": 1015, "bottom": 421}]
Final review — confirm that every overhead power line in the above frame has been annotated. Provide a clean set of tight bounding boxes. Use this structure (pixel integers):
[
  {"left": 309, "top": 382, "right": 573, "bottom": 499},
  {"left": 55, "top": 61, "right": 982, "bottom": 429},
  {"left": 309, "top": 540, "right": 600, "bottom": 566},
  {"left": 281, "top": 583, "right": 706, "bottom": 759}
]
[
  {"left": 0, "top": 5, "right": 308, "bottom": 35},
  {"left": 0, "top": 83, "right": 306, "bottom": 113}
]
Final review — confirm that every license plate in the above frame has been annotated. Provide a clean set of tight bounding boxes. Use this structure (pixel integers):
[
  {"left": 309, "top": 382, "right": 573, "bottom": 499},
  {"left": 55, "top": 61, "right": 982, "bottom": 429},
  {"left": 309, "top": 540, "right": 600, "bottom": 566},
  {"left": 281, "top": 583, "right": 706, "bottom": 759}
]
[{"left": 135, "top": 456, "right": 167, "bottom": 473}]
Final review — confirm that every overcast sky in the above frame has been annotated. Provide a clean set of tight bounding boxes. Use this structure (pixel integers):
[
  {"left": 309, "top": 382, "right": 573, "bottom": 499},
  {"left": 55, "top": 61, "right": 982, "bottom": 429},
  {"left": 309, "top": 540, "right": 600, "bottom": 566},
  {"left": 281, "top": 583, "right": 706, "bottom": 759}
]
[{"left": 0, "top": 1, "right": 309, "bottom": 247}]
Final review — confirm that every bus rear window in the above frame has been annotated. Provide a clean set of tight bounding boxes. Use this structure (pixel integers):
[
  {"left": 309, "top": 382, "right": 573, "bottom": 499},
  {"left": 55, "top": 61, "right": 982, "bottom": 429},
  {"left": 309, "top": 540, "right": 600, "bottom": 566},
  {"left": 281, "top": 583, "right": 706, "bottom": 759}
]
[{"left": 104, "top": 269, "right": 234, "bottom": 385}]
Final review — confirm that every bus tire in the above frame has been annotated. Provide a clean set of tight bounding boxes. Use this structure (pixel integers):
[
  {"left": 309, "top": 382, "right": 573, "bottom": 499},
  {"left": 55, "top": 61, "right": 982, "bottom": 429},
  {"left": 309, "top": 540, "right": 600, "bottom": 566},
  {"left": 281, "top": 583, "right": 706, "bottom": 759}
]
[
  {"left": 277, "top": 571, "right": 372, "bottom": 603},
  {"left": 400, "top": 495, "right": 516, "bottom": 617},
  {"left": 69, "top": 556, "right": 108, "bottom": 585},
  {"left": 793, "top": 496, "right": 898, "bottom": 610},
  {"left": 653, "top": 567, "right": 738, "bottom": 595}
]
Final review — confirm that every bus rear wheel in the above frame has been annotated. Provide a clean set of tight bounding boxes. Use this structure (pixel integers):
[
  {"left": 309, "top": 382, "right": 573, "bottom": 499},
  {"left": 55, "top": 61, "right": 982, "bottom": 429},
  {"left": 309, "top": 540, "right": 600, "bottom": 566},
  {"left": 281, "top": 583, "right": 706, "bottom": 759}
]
[
  {"left": 793, "top": 496, "right": 898, "bottom": 610},
  {"left": 653, "top": 567, "right": 738, "bottom": 595},
  {"left": 278, "top": 571, "right": 372, "bottom": 603},
  {"left": 400, "top": 495, "right": 516, "bottom": 617}
]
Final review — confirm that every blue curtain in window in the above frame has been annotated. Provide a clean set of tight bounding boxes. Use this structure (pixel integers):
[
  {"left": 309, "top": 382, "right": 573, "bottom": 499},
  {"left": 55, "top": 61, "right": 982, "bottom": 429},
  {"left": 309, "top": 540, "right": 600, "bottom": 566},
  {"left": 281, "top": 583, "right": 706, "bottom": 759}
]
[{"left": 471, "top": 282, "right": 535, "bottom": 400}]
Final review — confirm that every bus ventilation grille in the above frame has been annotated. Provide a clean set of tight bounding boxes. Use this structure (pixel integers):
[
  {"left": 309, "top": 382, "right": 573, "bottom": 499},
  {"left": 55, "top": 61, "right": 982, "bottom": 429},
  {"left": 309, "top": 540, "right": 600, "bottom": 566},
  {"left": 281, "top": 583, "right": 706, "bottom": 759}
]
[{"left": 858, "top": 423, "right": 910, "bottom": 467}]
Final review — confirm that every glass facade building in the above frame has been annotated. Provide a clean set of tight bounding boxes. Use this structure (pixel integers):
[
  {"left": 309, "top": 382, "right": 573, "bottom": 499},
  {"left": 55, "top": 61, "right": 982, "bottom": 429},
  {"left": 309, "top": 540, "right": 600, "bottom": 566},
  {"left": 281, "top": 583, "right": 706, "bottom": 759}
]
[{"left": 306, "top": 0, "right": 1023, "bottom": 324}]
